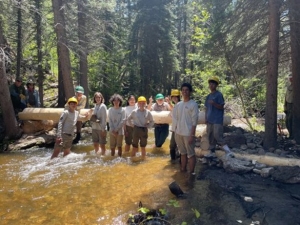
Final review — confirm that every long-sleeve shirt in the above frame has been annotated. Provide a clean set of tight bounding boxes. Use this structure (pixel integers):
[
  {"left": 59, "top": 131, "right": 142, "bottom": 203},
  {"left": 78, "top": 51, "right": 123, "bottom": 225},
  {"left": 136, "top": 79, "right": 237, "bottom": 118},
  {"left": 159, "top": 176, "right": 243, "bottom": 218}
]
[
  {"left": 108, "top": 107, "right": 125, "bottom": 135},
  {"left": 25, "top": 89, "right": 41, "bottom": 107},
  {"left": 172, "top": 100, "right": 198, "bottom": 136},
  {"left": 65, "top": 95, "right": 87, "bottom": 111},
  {"left": 91, "top": 103, "right": 107, "bottom": 131},
  {"left": 127, "top": 109, "right": 154, "bottom": 128},
  {"left": 57, "top": 110, "right": 79, "bottom": 138}
]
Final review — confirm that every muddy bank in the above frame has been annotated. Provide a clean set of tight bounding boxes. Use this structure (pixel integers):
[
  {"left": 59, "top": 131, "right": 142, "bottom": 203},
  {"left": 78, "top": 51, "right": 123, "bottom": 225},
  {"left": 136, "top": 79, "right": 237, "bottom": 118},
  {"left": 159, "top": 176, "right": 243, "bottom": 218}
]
[{"left": 168, "top": 164, "right": 300, "bottom": 225}]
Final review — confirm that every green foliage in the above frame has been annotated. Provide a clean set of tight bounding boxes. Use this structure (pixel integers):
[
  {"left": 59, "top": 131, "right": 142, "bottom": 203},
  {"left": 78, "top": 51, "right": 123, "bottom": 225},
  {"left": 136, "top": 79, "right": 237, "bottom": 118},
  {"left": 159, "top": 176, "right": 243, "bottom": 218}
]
[
  {"left": 167, "top": 199, "right": 180, "bottom": 208},
  {"left": 191, "top": 208, "right": 201, "bottom": 218},
  {"left": 138, "top": 207, "right": 150, "bottom": 214}
]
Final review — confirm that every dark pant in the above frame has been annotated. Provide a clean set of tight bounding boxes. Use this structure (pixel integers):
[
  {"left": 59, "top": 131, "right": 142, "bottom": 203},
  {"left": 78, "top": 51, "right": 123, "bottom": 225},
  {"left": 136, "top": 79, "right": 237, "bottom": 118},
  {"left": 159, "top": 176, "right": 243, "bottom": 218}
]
[
  {"left": 169, "top": 131, "right": 177, "bottom": 160},
  {"left": 154, "top": 124, "right": 169, "bottom": 147},
  {"left": 285, "top": 103, "right": 293, "bottom": 138}
]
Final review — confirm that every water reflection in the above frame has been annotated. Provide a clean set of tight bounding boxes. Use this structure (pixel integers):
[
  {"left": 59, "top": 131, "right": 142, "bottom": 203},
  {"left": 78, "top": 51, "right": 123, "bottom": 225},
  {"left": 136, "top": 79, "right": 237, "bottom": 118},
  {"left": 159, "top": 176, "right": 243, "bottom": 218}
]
[{"left": 0, "top": 131, "right": 193, "bottom": 224}]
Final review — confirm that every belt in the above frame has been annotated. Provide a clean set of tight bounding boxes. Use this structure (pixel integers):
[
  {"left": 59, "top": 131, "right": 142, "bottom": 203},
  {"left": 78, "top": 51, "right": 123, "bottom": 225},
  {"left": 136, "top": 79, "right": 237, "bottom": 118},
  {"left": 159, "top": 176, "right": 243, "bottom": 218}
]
[
  {"left": 155, "top": 123, "right": 168, "bottom": 126},
  {"left": 134, "top": 126, "right": 147, "bottom": 129},
  {"left": 63, "top": 133, "right": 72, "bottom": 136}
]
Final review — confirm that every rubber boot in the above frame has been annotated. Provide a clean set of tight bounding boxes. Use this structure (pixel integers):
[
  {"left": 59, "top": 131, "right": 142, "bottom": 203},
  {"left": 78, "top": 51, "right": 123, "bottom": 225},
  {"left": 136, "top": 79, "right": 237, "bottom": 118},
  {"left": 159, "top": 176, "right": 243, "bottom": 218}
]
[{"left": 73, "top": 132, "right": 81, "bottom": 144}]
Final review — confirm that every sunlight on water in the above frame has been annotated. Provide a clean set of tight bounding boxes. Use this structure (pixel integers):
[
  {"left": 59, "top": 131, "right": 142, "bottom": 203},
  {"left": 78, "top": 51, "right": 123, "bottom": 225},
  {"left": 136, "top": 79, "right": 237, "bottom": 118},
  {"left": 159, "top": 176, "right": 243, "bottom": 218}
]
[{"left": 0, "top": 131, "right": 190, "bottom": 224}]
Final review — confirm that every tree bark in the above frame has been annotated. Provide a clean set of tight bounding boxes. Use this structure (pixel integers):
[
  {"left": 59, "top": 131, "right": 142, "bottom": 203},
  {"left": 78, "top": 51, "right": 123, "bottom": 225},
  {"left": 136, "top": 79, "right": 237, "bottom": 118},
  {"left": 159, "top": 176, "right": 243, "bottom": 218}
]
[
  {"left": 16, "top": 0, "right": 22, "bottom": 79},
  {"left": 289, "top": 0, "right": 300, "bottom": 143},
  {"left": 0, "top": 19, "right": 21, "bottom": 139},
  {"left": 264, "top": 0, "right": 281, "bottom": 149},
  {"left": 35, "top": 0, "right": 44, "bottom": 107},
  {"left": 52, "top": 0, "right": 74, "bottom": 99},
  {"left": 57, "top": 59, "right": 65, "bottom": 107},
  {"left": 77, "top": 0, "right": 88, "bottom": 108}
]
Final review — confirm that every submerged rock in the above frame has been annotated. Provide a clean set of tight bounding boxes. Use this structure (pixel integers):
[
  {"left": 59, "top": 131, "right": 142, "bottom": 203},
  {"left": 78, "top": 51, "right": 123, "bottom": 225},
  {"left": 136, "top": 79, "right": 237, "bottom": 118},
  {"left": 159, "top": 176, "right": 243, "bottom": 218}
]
[
  {"left": 220, "top": 155, "right": 254, "bottom": 174},
  {"left": 270, "top": 166, "right": 300, "bottom": 183}
]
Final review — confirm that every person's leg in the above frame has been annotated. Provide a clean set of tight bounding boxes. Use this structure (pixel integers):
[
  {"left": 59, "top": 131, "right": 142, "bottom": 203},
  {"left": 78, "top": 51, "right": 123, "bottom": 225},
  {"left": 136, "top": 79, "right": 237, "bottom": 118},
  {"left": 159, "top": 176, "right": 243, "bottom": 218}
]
[
  {"left": 183, "top": 136, "right": 196, "bottom": 174},
  {"left": 169, "top": 132, "right": 177, "bottom": 160},
  {"left": 51, "top": 144, "right": 61, "bottom": 159},
  {"left": 156, "top": 125, "right": 169, "bottom": 147},
  {"left": 125, "top": 125, "right": 133, "bottom": 152},
  {"left": 207, "top": 123, "right": 216, "bottom": 151},
  {"left": 110, "top": 133, "right": 116, "bottom": 156},
  {"left": 63, "top": 148, "right": 71, "bottom": 157},
  {"left": 188, "top": 155, "right": 196, "bottom": 174},
  {"left": 92, "top": 129, "right": 100, "bottom": 153},
  {"left": 140, "top": 127, "right": 148, "bottom": 158},
  {"left": 141, "top": 147, "right": 146, "bottom": 158},
  {"left": 154, "top": 126, "right": 160, "bottom": 147},
  {"left": 132, "top": 126, "right": 139, "bottom": 157},
  {"left": 117, "top": 135, "right": 123, "bottom": 157},
  {"left": 94, "top": 142, "right": 100, "bottom": 153},
  {"left": 100, "top": 144, "right": 106, "bottom": 155},
  {"left": 214, "top": 124, "right": 233, "bottom": 155},
  {"left": 175, "top": 134, "right": 187, "bottom": 172},
  {"left": 73, "top": 121, "right": 82, "bottom": 144},
  {"left": 180, "top": 154, "right": 187, "bottom": 172},
  {"left": 99, "top": 131, "right": 107, "bottom": 155}
]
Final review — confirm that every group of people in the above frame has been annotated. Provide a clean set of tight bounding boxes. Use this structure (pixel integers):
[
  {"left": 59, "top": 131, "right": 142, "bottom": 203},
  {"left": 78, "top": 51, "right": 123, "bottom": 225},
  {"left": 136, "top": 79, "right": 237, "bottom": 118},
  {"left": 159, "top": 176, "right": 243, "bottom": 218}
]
[
  {"left": 51, "top": 77, "right": 234, "bottom": 176},
  {"left": 9, "top": 77, "right": 41, "bottom": 112}
]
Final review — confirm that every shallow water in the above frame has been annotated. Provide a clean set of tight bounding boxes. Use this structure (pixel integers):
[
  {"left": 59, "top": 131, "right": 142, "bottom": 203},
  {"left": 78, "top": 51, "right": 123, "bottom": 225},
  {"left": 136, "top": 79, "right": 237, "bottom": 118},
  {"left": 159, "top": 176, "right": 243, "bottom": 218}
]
[{"left": 0, "top": 131, "right": 190, "bottom": 224}]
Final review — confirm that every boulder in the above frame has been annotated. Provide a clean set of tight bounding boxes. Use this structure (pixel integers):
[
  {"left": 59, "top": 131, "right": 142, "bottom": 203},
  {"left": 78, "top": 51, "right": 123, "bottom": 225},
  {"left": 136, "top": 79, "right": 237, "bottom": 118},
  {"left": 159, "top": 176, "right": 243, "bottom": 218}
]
[
  {"left": 220, "top": 155, "right": 254, "bottom": 174},
  {"left": 22, "top": 120, "right": 57, "bottom": 134},
  {"left": 270, "top": 166, "right": 300, "bottom": 183},
  {"left": 261, "top": 167, "right": 274, "bottom": 178},
  {"left": 223, "top": 134, "right": 247, "bottom": 148},
  {"left": 247, "top": 143, "right": 256, "bottom": 149}
]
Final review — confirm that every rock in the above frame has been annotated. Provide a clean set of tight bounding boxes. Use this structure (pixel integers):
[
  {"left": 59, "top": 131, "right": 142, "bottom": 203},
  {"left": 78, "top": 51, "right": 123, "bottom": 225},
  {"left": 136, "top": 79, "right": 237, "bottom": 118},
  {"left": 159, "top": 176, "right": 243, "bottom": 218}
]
[
  {"left": 240, "top": 144, "right": 248, "bottom": 150},
  {"left": 255, "top": 163, "right": 267, "bottom": 170},
  {"left": 247, "top": 143, "right": 256, "bottom": 149},
  {"left": 220, "top": 155, "right": 254, "bottom": 174},
  {"left": 253, "top": 169, "right": 261, "bottom": 175},
  {"left": 269, "top": 147, "right": 275, "bottom": 153},
  {"left": 22, "top": 120, "right": 57, "bottom": 134},
  {"left": 257, "top": 148, "right": 265, "bottom": 155},
  {"left": 265, "top": 152, "right": 278, "bottom": 157},
  {"left": 244, "top": 196, "right": 253, "bottom": 202},
  {"left": 223, "top": 134, "right": 247, "bottom": 148},
  {"left": 261, "top": 167, "right": 273, "bottom": 178},
  {"left": 275, "top": 149, "right": 282, "bottom": 155},
  {"left": 270, "top": 166, "right": 300, "bottom": 183},
  {"left": 200, "top": 133, "right": 210, "bottom": 150},
  {"left": 247, "top": 149, "right": 258, "bottom": 154}
]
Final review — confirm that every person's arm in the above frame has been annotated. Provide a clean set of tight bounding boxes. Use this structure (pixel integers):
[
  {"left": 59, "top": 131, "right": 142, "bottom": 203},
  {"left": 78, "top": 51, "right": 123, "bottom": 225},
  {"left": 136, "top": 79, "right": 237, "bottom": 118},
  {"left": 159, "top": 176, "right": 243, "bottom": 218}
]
[
  {"left": 116, "top": 109, "right": 126, "bottom": 131},
  {"left": 99, "top": 105, "right": 107, "bottom": 131},
  {"left": 172, "top": 104, "right": 178, "bottom": 132},
  {"left": 57, "top": 111, "right": 67, "bottom": 138},
  {"left": 147, "top": 111, "right": 154, "bottom": 128},
  {"left": 108, "top": 108, "right": 115, "bottom": 132},
  {"left": 77, "top": 95, "right": 87, "bottom": 111},
  {"left": 147, "top": 96, "right": 153, "bottom": 110},
  {"left": 189, "top": 103, "right": 199, "bottom": 143},
  {"left": 127, "top": 111, "right": 134, "bottom": 127}
]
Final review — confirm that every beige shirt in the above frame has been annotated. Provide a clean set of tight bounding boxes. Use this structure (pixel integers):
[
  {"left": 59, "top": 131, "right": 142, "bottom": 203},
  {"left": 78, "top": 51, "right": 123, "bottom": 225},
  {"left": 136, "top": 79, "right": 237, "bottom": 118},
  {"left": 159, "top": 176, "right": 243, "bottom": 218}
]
[
  {"left": 151, "top": 102, "right": 170, "bottom": 111},
  {"left": 285, "top": 83, "right": 293, "bottom": 103},
  {"left": 57, "top": 110, "right": 79, "bottom": 137},
  {"left": 127, "top": 109, "right": 154, "bottom": 128},
  {"left": 92, "top": 103, "right": 107, "bottom": 131},
  {"left": 65, "top": 95, "right": 87, "bottom": 111}
]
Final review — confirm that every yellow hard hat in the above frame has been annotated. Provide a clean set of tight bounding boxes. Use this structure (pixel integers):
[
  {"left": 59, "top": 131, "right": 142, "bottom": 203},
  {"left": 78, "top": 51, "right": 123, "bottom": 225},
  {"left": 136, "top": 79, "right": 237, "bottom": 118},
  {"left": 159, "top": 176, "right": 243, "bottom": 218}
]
[
  {"left": 208, "top": 76, "right": 220, "bottom": 85},
  {"left": 67, "top": 97, "right": 78, "bottom": 104},
  {"left": 137, "top": 96, "right": 147, "bottom": 102},
  {"left": 171, "top": 89, "right": 180, "bottom": 97}
]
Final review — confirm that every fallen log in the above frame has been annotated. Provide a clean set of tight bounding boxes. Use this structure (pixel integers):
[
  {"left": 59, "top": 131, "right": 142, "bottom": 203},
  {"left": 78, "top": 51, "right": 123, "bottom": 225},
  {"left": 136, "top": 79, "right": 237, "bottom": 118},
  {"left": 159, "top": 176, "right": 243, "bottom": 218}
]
[{"left": 19, "top": 108, "right": 231, "bottom": 125}]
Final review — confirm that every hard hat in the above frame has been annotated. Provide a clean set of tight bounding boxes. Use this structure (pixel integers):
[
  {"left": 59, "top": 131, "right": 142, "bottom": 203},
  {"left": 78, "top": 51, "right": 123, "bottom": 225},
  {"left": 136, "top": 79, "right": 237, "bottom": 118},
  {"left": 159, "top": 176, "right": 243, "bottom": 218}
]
[
  {"left": 16, "top": 77, "right": 23, "bottom": 82},
  {"left": 75, "top": 86, "right": 84, "bottom": 93},
  {"left": 208, "top": 76, "right": 220, "bottom": 85},
  {"left": 67, "top": 97, "right": 78, "bottom": 104},
  {"left": 137, "top": 96, "right": 147, "bottom": 102},
  {"left": 155, "top": 93, "right": 164, "bottom": 100},
  {"left": 170, "top": 89, "right": 180, "bottom": 97},
  {"left": 26, "top": 79, "right": 35, "bottom": 84}
]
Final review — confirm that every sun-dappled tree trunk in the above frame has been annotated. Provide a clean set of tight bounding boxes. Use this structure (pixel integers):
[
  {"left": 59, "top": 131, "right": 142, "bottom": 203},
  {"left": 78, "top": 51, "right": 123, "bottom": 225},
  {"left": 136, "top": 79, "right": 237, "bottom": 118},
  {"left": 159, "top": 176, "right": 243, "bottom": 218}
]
[
  {"left": 77, "top": 0, "right": 88, "bottom": 107},
  {"left": 35, "top": 0, "right": 44, "bottom": 107},
  {"left": 16, "top": 0, "right": 22, "bottom": 79},
  {"left": 264, "top": 0, "right": 281, "bottom": 149},
  {"left": 289, "top": 0, "right": 300, "bottom": 143},
  {"left": 57, "top": 60, "right": 65, "bottom": 107},
  {"left": 0, "top": 20, "right": 21, "bottom": 139},
  {"left": 52, "top": 0, "right": 74, "bottom": 99}
]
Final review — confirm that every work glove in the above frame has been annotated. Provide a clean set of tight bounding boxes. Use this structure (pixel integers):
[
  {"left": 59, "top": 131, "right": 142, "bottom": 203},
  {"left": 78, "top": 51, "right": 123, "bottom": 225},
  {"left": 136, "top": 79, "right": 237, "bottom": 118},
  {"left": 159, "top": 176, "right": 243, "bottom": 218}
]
[
  {"left": 27, "top": 103, "right": 32, "bottom": 107},
  {"left": 19, "top": 94, "right": 26, "bottom": 100}
]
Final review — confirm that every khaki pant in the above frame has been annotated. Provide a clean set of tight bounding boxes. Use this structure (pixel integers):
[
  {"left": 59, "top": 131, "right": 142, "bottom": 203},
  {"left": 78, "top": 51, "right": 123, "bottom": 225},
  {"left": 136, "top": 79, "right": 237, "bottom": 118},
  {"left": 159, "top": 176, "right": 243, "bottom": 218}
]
[
  {"left": 92, "top": 129, "right": 107, "bottom": 144},
  {"left": 110, "top": 133, "right": 123, "bottom": 148},
  {"left": 125, "top": 125, "right": 134, "bottom": 145},
  {"left": 174, "top": 133, "right": 195, "bottom": 158},
  {"left": 132, "top": 126, "right": 148, "bottom": 148},
  {"left": 54, "top": 133, "right": 73, "bottom": 150},
  {"left": 206, "top": 123, "right": 225, "bottom": 150}
]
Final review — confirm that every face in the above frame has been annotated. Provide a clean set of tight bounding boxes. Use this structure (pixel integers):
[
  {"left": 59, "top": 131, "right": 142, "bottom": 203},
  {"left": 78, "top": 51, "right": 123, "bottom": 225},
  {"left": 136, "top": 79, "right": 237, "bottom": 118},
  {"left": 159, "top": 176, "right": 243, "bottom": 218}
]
[
  {"left": 156, "top": 98, "right": 164, "bottom": 105},
  {"left": 28, "top": 83, "right": 34, "bottom": 89},
  {"left": 69, "top": 102, "right": 77, "bottom": 110},
  {"left": 138, "top": 101, "right": 146, "bottom": 108},
  {"left": 15, "top": 80, "right": 22, "bottom": 87},
  {"left": 113, "top": 99, "right": 120, "bottom": 107},
  {"left": 171, "top": 96, "right": 179, "bottom": 103},
  {"left": 128, "top": 97, "right": 136, "bottom": 106},
  {"left": 76, "top": 92, "right": 83, "bottom": 99},
  {"left": 181, "top": 86, "right": 191, "bottom": 98},
  {"left": 209, "top": 82, "right": 217, "bottom": 91},
  {"left": 95, "top": 96, "right": 102, "bottom": 104}
]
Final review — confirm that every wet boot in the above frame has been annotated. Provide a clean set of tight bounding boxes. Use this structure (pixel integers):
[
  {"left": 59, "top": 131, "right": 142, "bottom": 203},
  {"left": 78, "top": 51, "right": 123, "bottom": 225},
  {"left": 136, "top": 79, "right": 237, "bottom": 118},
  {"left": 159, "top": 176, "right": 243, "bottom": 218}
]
[{"left": 73, "top": 132, "right": 81, "bottom": 144}]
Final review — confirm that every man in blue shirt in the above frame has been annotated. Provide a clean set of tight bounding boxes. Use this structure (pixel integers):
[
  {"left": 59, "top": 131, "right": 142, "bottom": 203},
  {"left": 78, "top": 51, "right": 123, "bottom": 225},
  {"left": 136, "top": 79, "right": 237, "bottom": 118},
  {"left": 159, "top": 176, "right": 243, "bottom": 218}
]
[{"left": 205, "top": 76, "right": 233, "bottom": 157}]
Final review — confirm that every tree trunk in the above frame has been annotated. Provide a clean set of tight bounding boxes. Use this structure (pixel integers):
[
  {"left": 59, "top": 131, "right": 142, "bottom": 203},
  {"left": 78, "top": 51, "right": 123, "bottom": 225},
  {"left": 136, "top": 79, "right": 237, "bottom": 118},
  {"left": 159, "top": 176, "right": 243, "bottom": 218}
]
[
  {"left": 35, "top": 0, "right": 44, "bottom": 107},
  {"left": 52, "top": 0, "right": 74, "bottom": 99},
  {"left": 0, "top": 20, "right": 21, "bottom": 139},
  {"left": 57, "top": 59, "right": 65, "bottom": 107},
  {"left": 289, "top": 0, "right": 300, "bottom": 143},
  {"left": 77, "top": 0, "right": 88, "bottom": 108},
  {"left": 16, "top": 0, "right": 22, "bottom": 79},
  {"left": 264, "top": 0, "right": 281, "bottom": 149}
]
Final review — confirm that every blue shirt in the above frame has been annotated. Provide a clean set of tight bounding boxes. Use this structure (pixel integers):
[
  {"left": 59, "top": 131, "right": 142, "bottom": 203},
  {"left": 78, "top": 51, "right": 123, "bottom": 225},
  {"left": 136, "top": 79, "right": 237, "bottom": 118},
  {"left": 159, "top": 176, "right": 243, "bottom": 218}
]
[{"left": 205, "top": 91, "right": 224, "bottom": 124}]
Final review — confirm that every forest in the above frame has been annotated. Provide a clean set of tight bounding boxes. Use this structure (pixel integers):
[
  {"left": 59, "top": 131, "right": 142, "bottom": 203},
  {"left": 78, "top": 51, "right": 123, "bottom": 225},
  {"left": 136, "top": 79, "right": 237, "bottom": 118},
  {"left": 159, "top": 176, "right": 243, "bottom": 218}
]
[{"left": 0, "top": 0, "right": 300, "bottom": 148}]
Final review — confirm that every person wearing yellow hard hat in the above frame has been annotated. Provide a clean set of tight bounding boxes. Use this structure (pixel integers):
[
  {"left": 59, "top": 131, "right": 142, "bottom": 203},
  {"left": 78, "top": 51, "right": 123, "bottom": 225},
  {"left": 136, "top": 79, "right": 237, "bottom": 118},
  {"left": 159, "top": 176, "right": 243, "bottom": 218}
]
[
  {"left": 172, "top": 83, "right": 198, "bottom": 176},
  {"left": 65, "top": 85, "right": 87, "bottom": 144},
  {"left": 51, "top": 97, "right": 88, "bottom": 159},
  {"left": 147, "top": 93, "right": 172, "bottom": 148},
  {"left": 126, "top": 96, "right": 154, "bottom": 158},
  {"left": 205, "top": 76, "right": 234, "bottom": 158},
  {"left": 169, "top": 89, "right": 181, "bottom": 162}
]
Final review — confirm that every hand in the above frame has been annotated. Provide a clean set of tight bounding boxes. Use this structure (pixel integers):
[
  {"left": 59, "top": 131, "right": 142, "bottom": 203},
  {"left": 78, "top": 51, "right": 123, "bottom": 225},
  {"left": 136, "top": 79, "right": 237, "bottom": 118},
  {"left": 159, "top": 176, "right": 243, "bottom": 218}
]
[
  {"left": 100, "top": 131, "right": 106, "bottom": 137},
  {"left": 96, "top": 119, "right": 100, "bottom": 123},
  {"left": 19, "top": 94, "right": 26, "bottom": 100},
  {"left": 112, "top": 131, "right": 118, "bottom": 136},
  {"left": 56, "top": 137, "right": 62, "bottom": 144},
  {"left": 165, "top": 96, "right": 170, "bottom": 104},
  {"left": 188, "top": 135, "right": 195, "bottom": 144},
  {"left": 149, "top": 96, "right": 153, "bottom": 103},
  {"left": 27, "top": 103, "right": 32, "bottom": 107},
  {"left": 125, "top": 131, "right": 128, "bottom": 137}
]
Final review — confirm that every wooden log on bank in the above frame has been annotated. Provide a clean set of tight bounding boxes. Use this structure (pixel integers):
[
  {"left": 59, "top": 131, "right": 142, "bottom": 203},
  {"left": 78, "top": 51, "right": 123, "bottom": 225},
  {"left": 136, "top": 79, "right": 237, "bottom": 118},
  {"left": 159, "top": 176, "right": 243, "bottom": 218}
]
[{"left": 19, "top": 108, "right": 231, "bottom": 125}]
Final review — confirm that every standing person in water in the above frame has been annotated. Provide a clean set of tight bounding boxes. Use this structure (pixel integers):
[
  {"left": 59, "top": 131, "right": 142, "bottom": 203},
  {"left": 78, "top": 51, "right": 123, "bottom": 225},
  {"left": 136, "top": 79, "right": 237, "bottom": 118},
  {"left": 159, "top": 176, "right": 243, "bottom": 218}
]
[
  {"left": 127, "top": 96, "right": 154, "bottom": 158},
  {"left": 65, "top": 86, "right": 87, "bottom": 144},
  {"left": 169, "top": 89, "right": 181, "bottom": 161},
  {"left": 148, "top": 93, "right": 172, "bottom": 148},
  {"left": 124, "top": 95, "right": 137, "bottom": 152},
  {"left": 172, "top": 83, "right": 198, "bottom": 175},
  {"left": 51, "top": 97, "right": 88, "bottom": 159},
  {"left": 205, "top": 76, "right": 234, "bottom": 157},
  {"left": 108, "top": 94, "right": 125, "bottom": 156},
  {"left": 25, "top": 78, "right": 41, "bottom": 107},
  {"left": 91, "top": 92, "right": 107, "bottom": 155}
]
